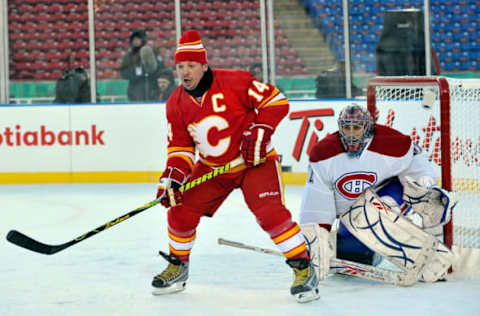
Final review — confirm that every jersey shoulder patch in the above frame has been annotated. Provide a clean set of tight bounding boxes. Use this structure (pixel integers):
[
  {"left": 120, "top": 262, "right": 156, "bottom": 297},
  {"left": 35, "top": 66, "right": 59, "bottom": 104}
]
[
  {"left": 309, "top": 132, "right": 345, "bottom": 162},
  {"left": 368, "top": 124, "right": 412, "bottom": 157}
]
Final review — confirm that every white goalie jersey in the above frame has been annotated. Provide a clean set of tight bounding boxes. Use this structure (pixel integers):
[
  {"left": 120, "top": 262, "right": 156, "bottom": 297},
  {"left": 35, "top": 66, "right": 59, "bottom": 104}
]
[{"left": 299, "top": 124, "right": 437, "bottom": 225}]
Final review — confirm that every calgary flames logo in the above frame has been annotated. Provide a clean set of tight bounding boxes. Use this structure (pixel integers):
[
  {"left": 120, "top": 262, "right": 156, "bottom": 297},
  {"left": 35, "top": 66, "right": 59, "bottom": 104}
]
[
  {"left": 187, "top": 115, "right": 230, "bottom": 158},
  {"left": 335, "top": 172, "right": 377, "bottom": 199}
]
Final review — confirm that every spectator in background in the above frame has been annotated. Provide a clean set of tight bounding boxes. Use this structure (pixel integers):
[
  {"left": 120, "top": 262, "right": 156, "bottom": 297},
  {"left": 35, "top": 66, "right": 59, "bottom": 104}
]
[
  {"left": 315, "top": 61, "right": 363, "bottom": 98},
  {"left": 9, "top": 94, "right": 16, "bottom": 104},
  {"left": 248, "top": 62, "right": 263, "bottom": 81},
  {"left": 120, "top": 29, "right": 165, "bottom": 102},
  {"left": 157, "top": 68, "right": 176, "bottom": 102},
  {"left": 54, "top": 67, "right": 97, "bottom": 103}
]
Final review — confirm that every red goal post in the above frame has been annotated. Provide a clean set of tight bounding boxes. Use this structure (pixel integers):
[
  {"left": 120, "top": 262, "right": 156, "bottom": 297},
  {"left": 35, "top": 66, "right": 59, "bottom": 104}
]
[{"left": 366, "top": 76, "right": 480, "bottom": 274}]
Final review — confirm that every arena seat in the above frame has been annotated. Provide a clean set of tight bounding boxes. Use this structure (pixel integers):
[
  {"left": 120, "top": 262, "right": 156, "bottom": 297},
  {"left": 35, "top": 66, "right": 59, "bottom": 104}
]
[
  {"left": 9, "top": 0, "right": 308, "bottom": 80},
  {"left": 304, "top": 0, "right": 480, "bottom": 73}
]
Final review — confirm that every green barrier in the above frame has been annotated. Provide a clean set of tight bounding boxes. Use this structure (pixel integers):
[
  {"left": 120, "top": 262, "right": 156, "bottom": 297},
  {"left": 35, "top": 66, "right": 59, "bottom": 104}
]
[
  {"left": 8, "top": 72, "right": 480, "bottom": 103},
  {"left": 10, "top": 80, "right": 130, "bottom": 104}
]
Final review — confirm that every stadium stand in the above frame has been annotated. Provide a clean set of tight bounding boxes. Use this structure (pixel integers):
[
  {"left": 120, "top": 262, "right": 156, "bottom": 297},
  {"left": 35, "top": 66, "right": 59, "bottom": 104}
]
[
  {"left": 8, "top": 0, "right": 308, "bottom": 81},
  {"left": 304, "top": 0, "right": 480, "bottom": 73}
]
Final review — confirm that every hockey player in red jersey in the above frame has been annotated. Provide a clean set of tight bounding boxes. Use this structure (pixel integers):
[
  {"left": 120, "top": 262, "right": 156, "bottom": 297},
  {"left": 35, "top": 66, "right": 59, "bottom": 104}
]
[
  {"left": 151, "top": 30, "right": 319, "bottom": 303},
  {"left": 299, "top": 104, "right": 456, "bottom": 285}
]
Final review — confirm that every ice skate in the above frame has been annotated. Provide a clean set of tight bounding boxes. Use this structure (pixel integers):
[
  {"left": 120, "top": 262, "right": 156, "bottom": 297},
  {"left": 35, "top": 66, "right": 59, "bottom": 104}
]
[
  {"left": 152, "top": 251, "right": 189, "bottom": 295},
  {"left": 286, "top": 258, "right": 320, "bottom": 303}
]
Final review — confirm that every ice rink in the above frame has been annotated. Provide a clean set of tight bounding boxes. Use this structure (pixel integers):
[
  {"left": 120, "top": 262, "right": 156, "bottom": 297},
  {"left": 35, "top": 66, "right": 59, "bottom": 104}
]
[{"left": 1, "top": 183, "right": 479, "bottom": 316}]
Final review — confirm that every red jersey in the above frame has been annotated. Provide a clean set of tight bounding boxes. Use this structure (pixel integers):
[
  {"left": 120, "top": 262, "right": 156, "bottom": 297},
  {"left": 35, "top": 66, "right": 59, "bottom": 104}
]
[{"left": 164, "top": 68, "right": 289, "bottom": 176}]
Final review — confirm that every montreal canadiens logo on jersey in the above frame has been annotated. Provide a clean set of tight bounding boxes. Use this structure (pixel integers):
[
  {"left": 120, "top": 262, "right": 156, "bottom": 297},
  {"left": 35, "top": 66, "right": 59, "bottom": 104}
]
[{"left": 335, "top": 172, "right": 377, "bottom": 200}]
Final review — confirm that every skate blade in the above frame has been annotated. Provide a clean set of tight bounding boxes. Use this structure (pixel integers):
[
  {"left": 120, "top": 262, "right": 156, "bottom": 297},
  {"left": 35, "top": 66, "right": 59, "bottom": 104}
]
[
  {"left": 294, "top": 287, "right": 320, "bottom": 303},
  {"left": 152, "top": 281, "right": 186, "bottom": 295}
]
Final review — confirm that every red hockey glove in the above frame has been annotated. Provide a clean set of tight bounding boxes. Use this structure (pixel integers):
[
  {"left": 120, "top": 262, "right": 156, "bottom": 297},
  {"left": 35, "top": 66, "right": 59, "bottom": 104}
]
[
  {"left": 156, "top": 167, "right": 188, "bottom": 208},
  {"left": 241, "top": 123, "right": 274, "bottom": 167}
]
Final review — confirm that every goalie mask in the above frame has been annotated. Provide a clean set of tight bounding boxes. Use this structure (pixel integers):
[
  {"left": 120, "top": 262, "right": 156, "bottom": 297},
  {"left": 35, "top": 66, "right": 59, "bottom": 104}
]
[{"left": 338, "top": 104, "right": 373, "bottom": 157}]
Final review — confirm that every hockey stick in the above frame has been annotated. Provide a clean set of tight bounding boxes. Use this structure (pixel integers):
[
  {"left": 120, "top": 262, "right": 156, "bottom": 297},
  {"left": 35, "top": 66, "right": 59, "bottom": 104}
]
[
  {"left": 7, "top": 200, "right": 160, "bottom": 255},
  {"left": 6, "top": 158, "right": 243, "bottom": 255},
  {"left": 217, "top": 237, "right": 411, "bottom": 286}
]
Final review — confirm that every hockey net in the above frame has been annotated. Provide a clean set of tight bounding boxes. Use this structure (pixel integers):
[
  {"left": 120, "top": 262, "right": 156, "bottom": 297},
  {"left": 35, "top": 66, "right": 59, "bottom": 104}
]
[{"left": 367, "top": 76, "right": 480, "bottom": 276}]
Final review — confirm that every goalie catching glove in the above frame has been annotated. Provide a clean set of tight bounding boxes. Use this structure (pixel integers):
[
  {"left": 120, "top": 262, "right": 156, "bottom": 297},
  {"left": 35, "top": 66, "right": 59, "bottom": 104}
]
[
  {"left": 156, "top": 167, "right": 188, "bottom": 208},
  {"left": 402, "top": 176, "right": 457, "bottom": 228},
  {"left": 241, "top": 123, "right": 273, "bottom": 167}
]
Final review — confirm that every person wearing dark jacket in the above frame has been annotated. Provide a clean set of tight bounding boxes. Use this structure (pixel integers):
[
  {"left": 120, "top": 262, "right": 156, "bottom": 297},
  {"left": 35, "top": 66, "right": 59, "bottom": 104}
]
[
  {"left": 54, "top": 67, "right": 98, "bottom": 103},
  {"left": 157, "top": 68, "right": 176, "bottom": 102},
  {"left": 120, "top": 29, "right": 165, "bottom": 101}
]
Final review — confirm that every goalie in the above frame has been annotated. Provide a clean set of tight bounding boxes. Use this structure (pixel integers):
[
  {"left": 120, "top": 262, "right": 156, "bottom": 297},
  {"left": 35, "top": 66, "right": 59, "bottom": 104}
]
[{"left": 299, "top": 104, "right": 457, "bottom": 286}]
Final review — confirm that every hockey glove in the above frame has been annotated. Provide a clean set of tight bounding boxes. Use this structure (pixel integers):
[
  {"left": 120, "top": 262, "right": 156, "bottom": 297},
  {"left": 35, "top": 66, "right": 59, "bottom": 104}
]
[
  {"left": 156, "top": 167, "right": 187, "bottom": 208},
  {"left": 402, "top": 176, "right": 456, "bottom": 228},
  {"left": 240, "top": 123, "right": 273, "bottom": 167}
]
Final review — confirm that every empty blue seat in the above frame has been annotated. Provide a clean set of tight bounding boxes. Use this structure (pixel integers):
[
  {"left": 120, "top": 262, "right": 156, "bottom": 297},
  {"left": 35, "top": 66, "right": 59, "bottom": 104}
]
[
  {"left": 451, "top": 42, "right": 462, "bottom": 52},
  {"left": 459, "top": 51, "right": 470, "bottom": 62},
  {"left": 305, "top": 0, "right": 477, "bottom": 74},
  {"left": 440, "top": 61, "right": 454, "bottom": 71},
  {"left": 471, "top": 50, "right": 480, "bottom": 61},
  {"left": 354, "top": 62, "right": 366, "bottom": 72},
  {"left": 448, "top": 22, "right": 462, "bottom": 33},
  {"left": 360, "top": 52, "right": 374, "bottom": 63},
  {"left": 467, "top": 61, "right": 478, "bottom": 70},
  {"left": 465, "top": 21, "right": 477, "bottom": 32},
  {"left": 453, "top": 31, "right": 472, "bottom": 42},
  {"left": 366, "top": 61, "right": 376, "bottom": 73},
  {"left": 434, "top": 42, "right": 446, "bottom": 53},
  {"left": 443, "top": 51, "right": 454, "bottom": 62},
  {"left": 365, "top": 33, "right": 377, "bottom": 43},
  {"left": 466, "top": 4, "right": 477, "bottom": 15},
  {"left": 465, "top": 41, "right": 478, "bottom": 51}
]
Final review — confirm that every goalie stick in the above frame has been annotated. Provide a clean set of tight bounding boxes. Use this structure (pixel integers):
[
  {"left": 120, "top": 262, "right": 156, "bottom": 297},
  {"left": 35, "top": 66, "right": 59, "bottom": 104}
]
[
  {"left": 217, "top": 237, "right": 411, "bottom": 286},
  {"left": 6, "top": 158, "right": 242, "bottom": 255}
]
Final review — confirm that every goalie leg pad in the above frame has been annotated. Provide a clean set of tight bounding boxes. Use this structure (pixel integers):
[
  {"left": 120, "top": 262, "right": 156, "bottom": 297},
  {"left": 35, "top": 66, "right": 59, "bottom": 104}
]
[
  {"left": 420, "top": 241, "right": 455, "bottom": 282},
  {"left": 301, "top": 224, "right": 335, "bottom": 281},
  {"left": 340, "top": 188, "right": 438, "bottom": 285}
]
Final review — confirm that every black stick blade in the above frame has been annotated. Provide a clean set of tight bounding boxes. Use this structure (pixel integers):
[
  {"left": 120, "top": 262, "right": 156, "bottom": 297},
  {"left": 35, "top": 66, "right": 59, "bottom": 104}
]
[{"left": 6, "top": 230, "right": 61, "bottom": 255}]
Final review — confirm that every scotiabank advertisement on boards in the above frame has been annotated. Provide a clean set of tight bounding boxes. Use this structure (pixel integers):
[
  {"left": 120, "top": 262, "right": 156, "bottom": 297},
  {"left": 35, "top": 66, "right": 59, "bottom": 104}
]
[
  {"left": 0, "top": 104, "right": 167, "bottom": 174},
  {"left": 0, "top": 99, "right": 470, "bottom": 179}
]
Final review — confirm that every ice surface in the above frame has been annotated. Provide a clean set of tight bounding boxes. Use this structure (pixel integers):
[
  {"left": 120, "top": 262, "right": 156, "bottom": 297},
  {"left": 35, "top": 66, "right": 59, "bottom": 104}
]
[{"left": 1, "top": 184, "right": 479, "bottom": 316}]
